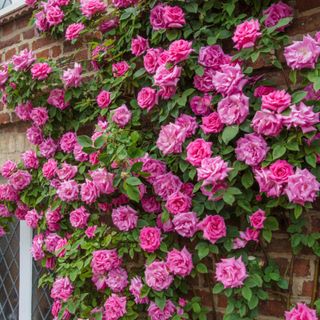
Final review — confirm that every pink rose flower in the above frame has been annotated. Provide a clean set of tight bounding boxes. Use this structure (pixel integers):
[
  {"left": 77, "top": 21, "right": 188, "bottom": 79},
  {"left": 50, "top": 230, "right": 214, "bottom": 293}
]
[
  {"left": 60, "top": 132, "right": 77, "bottom": 153},
  {"left": 201, "top": 112, "right": 224, "bottom": 134},
  {"left": 148, "top": 300, "right": 175, "bottom": 320},
  {"left": 111, "top": 104, "right": 132, "bottom": 128},
  {"left": 269, "top": 160, "right": 294, "bottom": 183},
  {"left": 45, "top": 5, "right": 64, "bottom": 26},
  {"left": 56, "top": 180, "right": 79, "bottom": 202},
  {"left": 85, "top": 225, "right": 97, "bottom": 238},
  {"left": 129, "top": 276, "right": 149, "bottom": 304},
  {"left": 99, "top": 18, "right": 119, "bottom": 33},
  {"left": 193, "top": 68, "right": 216, "bottom": 93},
  {"left": 254, "top": 86, "right": 276, "bottom": 97},
  {"left": 137, "top": 87, "right": 158, "bottom": 111},
  {"left": 45, "top": 233, "right": 62, "bottom": 252},
  {"left": 263, "top": 1, "right": 293, "bottom": 30},
  {"left": 73, "top": 143, "right": 89, "bottom": 162},
  {"left": 112, "top": 205, "right": 138, "bottom": 231},
  {"left": 168, "top": 40, "right": 193, "bottom": 64},
  {"left": 198, "top": 215, "right": 226, "bottom": 244},
  {"left": 158, "top": 85, "right": 176, "bottom": 100},
  {"left": 12, "top": 49, "right": 35, "bottom": 71},
  {"left": 150, "top": 4, "right": 166, "bottom": 30},
  {"left": 112, "top": 61, "right": 129, "bottom": 77},
  {"left": 305, "top": 84, "right": 320, "bottom": 101},
  {"left": 153, "top": 172, "right": 182, "bottom": 200},
  {"left": 80, "top": 0, "right": 106, "bottom": 18},
  {"left": 30, "top": 107, "right": 48, "bottom": 126},
  {"left": 261, "top": 89, "right": 291, "bottom": 113},
  {"left": 145, "top": 260, "right": 173, "bottom": 291},
  {"left": 212, "top": 64, "right": 247, "bottom": 96},
  {"left": 22, "top": 150, "right": 39, "bottom": 169},
  {"left": 31, "top": 63, "right": 52, "bottom": 80},
  {"left": 31, "top": 234, "right": 45, "bottom": 261},
  {"left": 131, "top": 36, "right": 149, "bottom": 56},
  {"left": 217, "top": 93, "right": 249, "bottom": 125},
  {"left": 143, "top": 48, "right": 162, "bottom": 74},
  {"left": 90, "top": 168, "right": 114, "bottom": 194},
  {"left": 62, "top": 63, "right": 82, "bottom": 88},
  {"left": 197, "top": 156, "right": 232, "bottom": 185},
  {"left": 285, "top": 303, "right": 317, "bottom": 320},
  {"left": 0, "top": 64, "right": 8, "bottom": 86},
  {"left": 189, "top": 94, "right": 213, "bottom": 117},
  {"left": 80, "top": 180, "right": 99, "bottom": 204},
  {"left": 1, "top": 160, "right": 17, "bottom": 178},
  {"left": 91, "top": 249, "right": 122, "bottom": 275},
  {"left": 0, "top": 204, "right": 10, "bottom": 217},
  {"left": 165, "top": 191, "right": 192, "bottom": 215},
  {"left": 35, "top": 10, "right": 49, "bottom": 31},
  {"left": 97, "top": 90, "right": 111, "bottom": 109},
  {"left": 252, "top": 110, "right": 283, "bottom": 137},
  {"left": 9, "top": 170, "right": 32, "bottom": 191},
  {"left": 284, "top": 35, "right": 320, "bottom": 70},
  {"left": 172, "top": 212, "right": 198, "bottom": 238},
  {"left": 56, "top": 163, "right": 77, "bottom": 180},
  {"left": 47, "top": 88, "right": 70, "bottom": 110},
  {"left": 15, "top": 101, "right": 32, "bottom": 121},
  {"left": 249, "top": 209, "right": 266, "bottom": 229},
  {"left": 65, "top": 23, "right": 85, "bottom": 41},
  {"left": 215, "top": 256, "right": 248, "bottom": 288},
  {"left": 175, "top": 114, "right": 198, "bottom": 138},
  {"left": 141, "top": 156, "right": 167, "bottom": 183},
  {"left": 104, "top": 294, "right": 127, "bottom": 320},
  {"left": 285, "top": 168, "right": 320, "bottom": 205},
  {"left": 254, "top": 167, "right": 283, "bottom": 198},
  {"left": 50, "top": 277, "right": 73, "bottom": 302},
  {"left": 156, "top": 123, "right": 187, "bottom": 155},
  {"left": 45, "top": 207, "right": 61, "bottom": 231},
  {"left": 26, "top": 126, "right": 43, "bottom": 145},
  {"left": 25, "top": 209, "right": 41, "bottom": 229},
  {"left": 106, "top": 267, "right": 128, "bottom": 293},
  {"left": 139, "top": 227, "right": 161, "bottom": 252},
  {"left": 235, "top": 133, "right": 269, "bottom": 166},
  {"left": 198, "top": 45, "right": 224, "bottom": 69},
  {"left": 154, "top": 65, "right": 181, "bottom": 87},
  {"left": 186, "top": 138, "right": 212, "bottom": 167},
  {"left": 112, "top": 0, "right": 137, "bottom": 8},
  {"left": 282, "top": 102, "right": 319, "bottom": 133},
  {"left": 166, "top": 247, "right": 193, "bottom": 277},
  {"left": 233, "top": 19, "right": 262, "bottom": 50},
  {"left": 70, "top": 206, "right": 90, "bottom": 229},
  {"left": 163, "top": 5, "right": 185, "bottom": 29}
]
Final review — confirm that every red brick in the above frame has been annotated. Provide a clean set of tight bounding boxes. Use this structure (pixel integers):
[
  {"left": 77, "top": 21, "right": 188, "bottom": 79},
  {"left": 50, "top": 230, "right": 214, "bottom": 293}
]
[
  {"left": 32, "top": 37, "right": 57, "bottom": 51},
  {"left": 73, "top": 49, "right": 89, "bottom": 61},
  {"left": 23, "top": 28, "right": 35, "bottom": 40},
  {"left": 289, "top": 11, "right": 320, "bottom": 36},
  {"left": 1, "top": 22, "right": 14, "bottom": 37},
  {"left": 19, "top": 43, "right": 29, "bottom": 51},
  {"left": 293, "top": 259, "right": 310, "bottom": 277},
  {"left": 5, "top": 48, "right": 16, "bottom": 61},
  {"left": 296, "top": 0, "right": 320, "bottom": 12},
  {"left": 15, "top": 15, "right": 30, "bottom": 30},
  {"left": 0, "top": 35, "right": 20, "bottom": 50},
  {"left": 0, "top": 113, "right": 11, "bottom": 124},
  {"left": 35, "top": 49, "right": 50, "bottom": 59},
  {"left": 51, "top": 45, "right": 62, "bottom": 58},
  {"left": 217, "top": 295, "right": 227, "bottom": 308},
  {"left": 260, "top": 300, "right": 287, "bottom": 317},
  {"left": 302, "top": 280, "right": 314, "bottom": 296}
]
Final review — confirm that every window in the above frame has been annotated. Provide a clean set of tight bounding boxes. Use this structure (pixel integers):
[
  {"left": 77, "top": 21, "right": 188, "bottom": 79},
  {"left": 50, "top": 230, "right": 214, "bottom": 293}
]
[{"left": 0, "top": 0, "right": 25, "bottom": 17}]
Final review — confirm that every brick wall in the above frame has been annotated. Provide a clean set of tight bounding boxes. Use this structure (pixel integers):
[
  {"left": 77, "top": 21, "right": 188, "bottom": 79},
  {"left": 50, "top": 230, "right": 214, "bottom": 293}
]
[{"left": 0, "top": 1, "right": 320, "bottom": 319}]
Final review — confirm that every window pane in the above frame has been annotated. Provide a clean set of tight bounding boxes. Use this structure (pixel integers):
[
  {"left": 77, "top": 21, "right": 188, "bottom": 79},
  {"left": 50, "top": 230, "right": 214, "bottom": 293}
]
[
  {"left": 0, "top": 0, "right": 13, "bottom": 10},
  {"left": 32, "top": 259, "right": 52, "bottom": 319},
  {"left": 0, "top": 220, "right": 19, "bottom": 320}
]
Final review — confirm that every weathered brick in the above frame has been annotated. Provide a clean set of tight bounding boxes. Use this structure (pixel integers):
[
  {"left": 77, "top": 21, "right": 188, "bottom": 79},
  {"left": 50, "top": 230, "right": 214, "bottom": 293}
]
[
  {"left": 32, "top": 37, "right": 57, "bottom": 51},
  {"left": 35, "top": 49, "right": 50, "bottom": 59},
  {"left": 293, "top": 259, "right": 311, "bottom": 277},
  {"left": 0, "top": 34, "right": 20, "bottom": 50},
  {"left": 4, "top": 48, "right": 16, "bottom": 61},
  {"left": 23, "top": 28, "right": 35, "bottom": 40},
  {"left": 260, "top": 300, "right": 287, "bottom": 317},
  {"left": 51, "top": 45, "right": 62, "bottom": 58},
  {"left": 0, "top": 113, "right": 11, "bottom": 125}
]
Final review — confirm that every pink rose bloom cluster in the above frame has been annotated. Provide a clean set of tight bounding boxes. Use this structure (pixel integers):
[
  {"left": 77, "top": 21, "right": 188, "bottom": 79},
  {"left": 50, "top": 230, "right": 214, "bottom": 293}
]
[
  {"left": 111, "top": 104, "right": 132, "bottom": 128},
  {"left": 31, "top": 63, "right": 52, "bottom": 80},
  {"left": 284, "top": 35, "right": 320, "bottom": 70},
  {"left": 62, "top": 63, "right": 82, "bottom": 87},
  {"left": 104, "top": 294, "right": 127, "bottom": 320},
  {"left": 263, "top": 1, "right": 293, "bottom": 30},
  {"left": 148, "top": 300, "right": 175, "bottom": 320},
  {"left": 131, "top": 36, "right": 149, "bottom": 56},
  {"left": 285, "top": 303, "right": 318, "bottom": 320},
  {"left": 12, "top": 49, "right": 35, "bottom": 71},
  {"left": 129, "top": 276, "right": 149, "bottom": 304},
  {"left": 112, "top": 61, "right": 129, "bottom": 78},
  {"left": 215, "top": 256, "right": 248, "bottom": 288},
  {"left": 80, "top": 0, "right": 106, "bottom": 18},
  {"left": 139, "top": 227, "right": 161, "bottom": 252},
  {"left": 112, "top": 205, "right": 138, "bottom": 231},
  {"left": 48, "top": 88, "right": 70, "bottom": 110},
  {"left": 50, "top": 277, "right": 73, "bottom": 302},
  {"left": 150, "top": 4, "right": 185, "bottom": 30},
  {"left": 261, "top": 89, "right": 291, "bottom": 113},
  {"left": 65, "top": 23, "right": 85, "bottom": 41}
]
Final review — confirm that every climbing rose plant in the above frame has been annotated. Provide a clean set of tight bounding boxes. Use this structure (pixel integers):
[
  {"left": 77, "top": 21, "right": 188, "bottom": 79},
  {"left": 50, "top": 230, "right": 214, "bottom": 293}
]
[{"left": 1, "top": 0, "right": 320, "bottom": 319}]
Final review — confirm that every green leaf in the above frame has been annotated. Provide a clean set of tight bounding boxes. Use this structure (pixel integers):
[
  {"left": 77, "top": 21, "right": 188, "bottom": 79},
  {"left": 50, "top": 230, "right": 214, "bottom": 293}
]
[
  {"left": 123, "top": 183, "right": 140, "bottom": 202},
  {"left": 212, "top": 282, "right": 224, "bottom": 294},
  {"left": 306, "top": 153, "right": 317, "bottom": 168},
  {"left": 196, "top": 263, "right": 208, "bottom": 273},
  {"left": 272, "top": 145, "right": 286, "bottom": 160},
  {"left": 222, "top": 125, "right": 239, "bottom": 144},
  {"left": 184, "top": 2, "right": 198, "bottom": 13},
  {"left": 248, "top": 295, "right": 259, "bottom": 310},
  {"left": 262, "top": 229, "right": 272, "bottom": 243},
  {"left": 192, "top": 302, "right": 201, "bottom": 313},
  {"left": 133, "top": 68, "right": 146, "bottom": 79},
  {"left": 294, "top": 205, "right": 303, "bottom": 219},
  {"left": 292, "top": 91, "right": 307, "bottom": 104},
  {"left": 155, "top": 296, "right": 166, "bottom": 310},
  {"left": 241, "top": 171, "right": 253, "bottom": 189},
  {"left": 125, "top": 177, "right": 142, "bottom": 186},
  {"left": 242, "top": 286, "right": 252, "bottom": 301},
  {"left": 78, "top": 135, "right": 92, "bottom": 148},
  {"left": 264, "top": 216, "right": 279, "bottom": 231},
  {"left": 223, "top": 193, "right": 235, "bottom": 205}
]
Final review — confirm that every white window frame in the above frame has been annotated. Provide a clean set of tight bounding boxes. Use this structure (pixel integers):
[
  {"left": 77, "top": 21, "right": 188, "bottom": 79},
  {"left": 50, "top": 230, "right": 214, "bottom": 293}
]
[
  {"left": 19, "top": 221, "right": 32, "bottom": 320},
  {"left": 0, "top": 0, "right": 25, "bottom": 17}
]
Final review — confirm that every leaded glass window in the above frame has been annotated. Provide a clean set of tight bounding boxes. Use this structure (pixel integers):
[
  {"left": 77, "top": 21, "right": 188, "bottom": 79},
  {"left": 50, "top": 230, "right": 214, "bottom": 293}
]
[{"left": 0, "top": 0, "right": 12, "bottom": 10}]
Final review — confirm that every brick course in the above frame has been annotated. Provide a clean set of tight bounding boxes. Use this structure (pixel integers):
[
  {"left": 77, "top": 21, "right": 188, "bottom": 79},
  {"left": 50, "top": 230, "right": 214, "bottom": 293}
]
[{"left": 0, "top": 1, "right": 319, "bottom": 319}]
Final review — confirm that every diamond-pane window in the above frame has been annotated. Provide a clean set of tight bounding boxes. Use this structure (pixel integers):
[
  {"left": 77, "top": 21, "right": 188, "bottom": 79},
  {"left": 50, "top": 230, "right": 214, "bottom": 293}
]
[
  {"left": 0, "top": 0, "right": 12, "bottom": 9},
  {"left": 32, "top": 255, "right": 52, "bottom": 319},
  {"left": 0, "top": 220, "right": 19, "bottom": 320}
]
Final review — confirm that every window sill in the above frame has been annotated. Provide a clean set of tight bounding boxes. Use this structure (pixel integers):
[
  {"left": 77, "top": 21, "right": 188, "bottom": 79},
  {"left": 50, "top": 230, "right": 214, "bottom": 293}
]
[{"left": 0, "top": 4, "right": 31, "bottom": 26}]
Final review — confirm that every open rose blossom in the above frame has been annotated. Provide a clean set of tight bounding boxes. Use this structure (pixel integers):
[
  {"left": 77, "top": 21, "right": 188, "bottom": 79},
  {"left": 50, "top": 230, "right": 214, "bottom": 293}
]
[
  {"left": 166, "top": 247, "right": 193, "bottom": 277},
  {"left": 232, "top": 19, "right": 262, "bottom": 50},
  {"left": 186, "top": 139, "right": 212, "bottom": 167},
  {"left": 112, "top": 205, "right": 138, "bottom": 231},
  {"left": 91, "top": 249, "right": 122, "bottom": 274},
  {"left": 137, "top": 87, "right": 158, "bottom": 111},
  {"left": 106, "top": 267, "right": 128, "bottom": 293},
  {"left": 62, "top": 63, "right": 82, "bottom": 87},
  {"left": 284, "top": 35, "right": 320, "bottom": 70},
  {"left": 261, "top": 89, "right": 291, "bottom": 113},
  {"left": 148, "top": 300, "right": 175, "bottom": 320},
  {"left": 145, "top": 260, "right": 173, "bottom": 291},
  {"left": 235, "top": 133, "right": 269, "bottom": 166},
  {"left": 201, "top": 112, "right": 224, "bottom": 134},
  {"left": 285, "top": 303, "right": 317, "bottom": 320},
  {"left": 50, "top": 277, "right": 73, "bottom": 302},
  {"left": 139, "top": 227, "right": 161, "bottom": 253},
  {"left": 129, "top": 276, "right": 149, "bottom": 304},
  {"left": 80, "top": 0, "right": 106, "bottom": 18},
  {"left": 12, "top": 49, "right": 35, "bottom": 71},
  {"left": 198, "top": 215, "right": 226, "bottom": 244},
  {"left": 269, "top": 160, "right": 294, "bottom": 183},
  {"left": 165, "top": 191, "right": 192, "bottom": 215},
  {"left": 263, "top": 2, "right": 293, "bottom": 30},
  {"left": 112, "top": 61, "right": 129, "bottom": 77},
  {"left": 65, "top": 23, "right": 85, "bottom": 41},
  {"left": 31, "top": 62, "right": 52, "bottom": 80},
  {"left": 215, "top": 256, "right": 248, "bottom": 288},
  {"left": 190, "top": 94, "right": 212, "bottom": 116},
  {"left": 104, "top": 294, "right": 127, "bottom": 320},
  {"left": 168, "top": 40, "right": 193, "bottom": 63},
  {"left": 249, "top": 209, "right": 266, "bottom": 229},
  {"left": 131, "top": 36, "right": 149, "bottom": 56},
  {"left": 285, "top": 168, "right": 320, "bottom": 205},
  {"left": 172, "top": 212, "right": 198, "bottom": 238},
  {"left": 70, "top": 206, "right": 90, "bottom": 229},
  {"left": 150, "top": 4, "right": 185, "bottom": 30}
]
